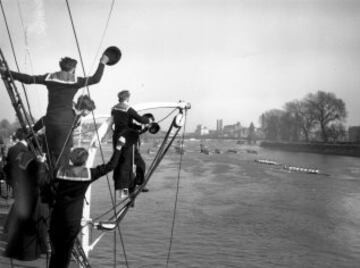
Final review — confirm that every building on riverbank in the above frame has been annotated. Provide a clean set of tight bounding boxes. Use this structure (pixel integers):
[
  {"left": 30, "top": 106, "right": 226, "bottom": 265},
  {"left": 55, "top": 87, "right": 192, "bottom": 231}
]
[{"left": 349, "top": 126, "right": 360, "bottom": 142}]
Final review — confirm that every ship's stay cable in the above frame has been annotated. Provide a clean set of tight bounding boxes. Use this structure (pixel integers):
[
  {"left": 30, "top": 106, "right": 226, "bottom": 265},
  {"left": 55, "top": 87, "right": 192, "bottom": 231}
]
[
  {"left": 0, "top": 2, "right": 43, "bottom": 154},
  {"left": 156, "top": 108, "right": 178, "bottom": 124},
  {"left": 91, "top": 117, "right": 178, "bottom": 222},
  {"left": 16, "top": 0, "right": 44, "bottom": 114},
  {"left": 88, "top": 0, "right": 117, "bottom": 71},
  {"left": 0, "top": 5, "right": 44, "bottom": 159},
  {"left": 14, "top": 0, "right": 53, "bottom": 173},
  {"left": 91, "top": 115, "right": 183, "bottom": 230},
  {"left": 166, "top": 111, "right": 187, "bottom": 267},
  {"left": 107, "top": 126, "right": 181, "bottom": 225},
  {"left": 64, "top": 0, "right": 129, "bottom": 266},
  {"left": 88, "top": 108, "right": 184, "bottom": 223},
  {"left": 80, "top": 109, "right": 184, "bottom": 223},
  {"left": 0, "top": 0, "right": 35, "bottom": 124}
]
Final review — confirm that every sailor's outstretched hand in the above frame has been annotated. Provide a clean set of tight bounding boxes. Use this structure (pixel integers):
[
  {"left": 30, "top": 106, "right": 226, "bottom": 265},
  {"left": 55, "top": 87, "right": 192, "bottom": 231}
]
[
  {"left": 100, "top": 55, "right": 109, "bottom": 65},
  {"left": 116, "top": 136, "right": 126, "bottom": 150},
  {"left": 143, "top": 113, "right": 155, "bottom": 123}
]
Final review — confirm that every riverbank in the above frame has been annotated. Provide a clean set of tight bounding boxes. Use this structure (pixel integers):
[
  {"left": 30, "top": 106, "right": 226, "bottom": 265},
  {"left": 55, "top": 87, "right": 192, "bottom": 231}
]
[{"left": 260, "top": 141, "right": 360, "bottom": 157}]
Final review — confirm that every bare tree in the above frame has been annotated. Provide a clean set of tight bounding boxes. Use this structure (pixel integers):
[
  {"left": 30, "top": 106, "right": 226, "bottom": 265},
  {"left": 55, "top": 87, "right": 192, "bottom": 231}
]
[
  {"left": 305, "top": 91, "right": 347, "bottom": 142},
  {"left": 259, "top": 109, "right": 284, "bottom": 141},
  {"left": 327, "top": 123, "right": 346, "bottom": 142},
  {"left": 284, "top": 100, "right": 317, "bottom": 142}
]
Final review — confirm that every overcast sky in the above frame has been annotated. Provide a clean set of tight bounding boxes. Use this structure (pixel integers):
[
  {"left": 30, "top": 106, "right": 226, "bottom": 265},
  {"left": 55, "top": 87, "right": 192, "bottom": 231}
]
[{"left": 0, "top": 0, "right": 359, "bottom": 132}]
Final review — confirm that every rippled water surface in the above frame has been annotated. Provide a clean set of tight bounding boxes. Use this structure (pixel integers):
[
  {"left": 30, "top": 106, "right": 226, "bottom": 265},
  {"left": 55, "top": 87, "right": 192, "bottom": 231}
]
[{"left": 87, "top": 141, "right": 360, "bottom": 268}]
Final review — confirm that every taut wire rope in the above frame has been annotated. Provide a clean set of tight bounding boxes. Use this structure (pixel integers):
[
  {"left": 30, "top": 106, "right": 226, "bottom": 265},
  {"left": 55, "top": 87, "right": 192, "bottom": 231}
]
[
  {"left": 0, "top": 0, "right": 35, "bottom": 124},
  {"left": 166, "top": 111, "right": 187, "bottom": 267},
  {"left": 0, "top": 1, "right": 44, "bottom": 159},
  {"left": 15, "top": 0, "right": 53, "bottom": 173},
  {"left": 63, "top": 0, "right": 129, "bottom": 266},
  {"left": 16, "top": 0, "right": 44, "bottom": 113}
]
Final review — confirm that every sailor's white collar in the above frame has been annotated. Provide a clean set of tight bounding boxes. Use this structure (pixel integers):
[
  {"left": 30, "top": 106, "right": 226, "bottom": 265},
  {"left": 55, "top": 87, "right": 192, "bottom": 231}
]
[{"left": 20, "top": 140, "right": 28, "bottom": 147}]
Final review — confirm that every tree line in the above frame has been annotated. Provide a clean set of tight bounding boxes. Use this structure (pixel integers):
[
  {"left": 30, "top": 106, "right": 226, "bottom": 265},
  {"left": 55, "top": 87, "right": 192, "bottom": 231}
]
[{"left": 259, "top": 90, "right": 347, "bottom": 143}]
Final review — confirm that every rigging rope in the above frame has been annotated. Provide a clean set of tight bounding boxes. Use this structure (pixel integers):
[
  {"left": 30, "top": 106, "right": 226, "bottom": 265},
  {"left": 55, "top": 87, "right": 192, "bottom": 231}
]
[
  {"left": 88, "top": 0, "right": 117, "bottom": 71},
  {"left": 14, "top": 0, "right": 53, "bottom": 172},
  {"left": 0, "top": 49, "right": 44, "bottom": 158},
  {"left": 157, "top": 108, "right": 178, "bottom": 124},
  {"left": 93, "top": 115, "right": 183, "bottom": 228},
  {"left": 16, "top": 0, "right": 34, "bottom": 72},
  {"left": 0, "top": 1, "right": 47, "bottom": 165},
  {"left": 16, "top": 0, "right": 44, "bottom": 114},
  {"left": 90, "top": 115, "right": 181, "bottom": 223},
  {"left": 166, "top": 111, "right": 187, "bottom": 267},
  {"left": 63, "top": 1, "right": 129, "bottom": 266},
  {"left": 0, "top": 0, "right": 35, "bottom": 124}
]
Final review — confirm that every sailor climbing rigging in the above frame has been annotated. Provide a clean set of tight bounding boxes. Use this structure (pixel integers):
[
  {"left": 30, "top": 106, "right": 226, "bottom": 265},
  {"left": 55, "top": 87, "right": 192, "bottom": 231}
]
[
  {"left": 32, "top": 94, "right": 96, "bottom": 136},
  {"left": 49, "top": 136, "right": 126, "bottom": 268},
  {"left": 0, "top": 54, "right": 110, "bottom": 167},
  {"left": 110, "top": 90, "right": 153, "bottom": 200}
]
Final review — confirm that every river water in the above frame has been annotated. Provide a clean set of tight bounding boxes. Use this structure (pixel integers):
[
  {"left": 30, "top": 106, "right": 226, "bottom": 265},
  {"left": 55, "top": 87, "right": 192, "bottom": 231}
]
[{"left": 87, "top": 140, "right": 360, "bottom": 268}]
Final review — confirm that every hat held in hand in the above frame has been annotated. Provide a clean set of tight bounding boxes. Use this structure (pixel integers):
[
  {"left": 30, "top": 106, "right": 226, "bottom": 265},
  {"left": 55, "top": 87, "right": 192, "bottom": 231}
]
[
  {"left": 148, "top": 122, "right": 160, "bottom": 134},
  {"left": 103, "top": 46, "right": 121, "bottom": 66}
]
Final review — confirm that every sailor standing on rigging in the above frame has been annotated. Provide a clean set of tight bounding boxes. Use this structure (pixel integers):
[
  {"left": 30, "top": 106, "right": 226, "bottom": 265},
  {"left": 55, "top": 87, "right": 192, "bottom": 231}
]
[
  {"left": 110, "top": 90, "right": 152, "bottom": 199},
  {"left": 0, "top": 54, "right": 109, "bottom": 167},
  {"left": 49, "top": 136, "right": 126, "bottom": 268}
]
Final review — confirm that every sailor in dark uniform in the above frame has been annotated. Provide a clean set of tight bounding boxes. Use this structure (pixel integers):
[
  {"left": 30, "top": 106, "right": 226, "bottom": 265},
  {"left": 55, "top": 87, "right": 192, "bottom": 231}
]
[
  {"left": 49, "top": 136, "right": 125, "bottom": 268},
  {"left": 110, "top": 90, "right": 152, "bottom": 199},
  {"left": 3, "top": 129, "right": 29, "bottom": 188},
  {"left": 0, "top": 55, "right": 109, "bottom": 167},
  {"left": 32, "top": 94, "right": 96, "bottom": 136},
  {"left": 3, "top": 128, "right": 49, "bottom": 261}
]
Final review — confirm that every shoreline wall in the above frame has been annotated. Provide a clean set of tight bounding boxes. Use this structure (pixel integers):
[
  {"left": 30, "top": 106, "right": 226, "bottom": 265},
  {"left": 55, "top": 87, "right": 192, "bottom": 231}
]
[{"left": 260, "top": 141, "right": 360, "bottom": 157}]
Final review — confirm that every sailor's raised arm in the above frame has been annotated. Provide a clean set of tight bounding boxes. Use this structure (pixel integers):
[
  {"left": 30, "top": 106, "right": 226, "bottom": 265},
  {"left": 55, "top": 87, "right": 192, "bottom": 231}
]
[
  {"left": 90, "top": 136, "right": 125, "bottom": 181},
  {"left": 76, "top": 55, "right": 109, "bottom": 87},
  {"left": 0, "top": 65, "right": 47, "bottom": 84},
  {"left": 128, "top": 108, "right": 152, "bottom": 125},
  {"left": 11, "top": 71, "right": 47, "bottom": 84}
]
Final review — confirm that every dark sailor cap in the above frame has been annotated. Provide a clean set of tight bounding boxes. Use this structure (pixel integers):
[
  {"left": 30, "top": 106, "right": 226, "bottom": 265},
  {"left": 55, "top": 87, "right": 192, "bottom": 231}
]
[{"left": 103, "top": 46, "right": 121, "bottom": 66}]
